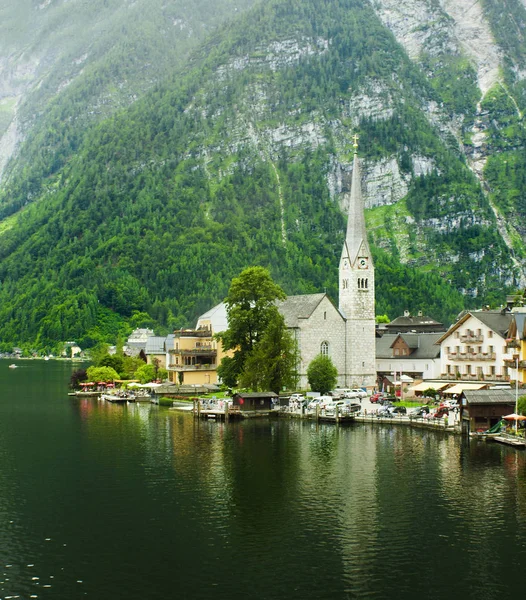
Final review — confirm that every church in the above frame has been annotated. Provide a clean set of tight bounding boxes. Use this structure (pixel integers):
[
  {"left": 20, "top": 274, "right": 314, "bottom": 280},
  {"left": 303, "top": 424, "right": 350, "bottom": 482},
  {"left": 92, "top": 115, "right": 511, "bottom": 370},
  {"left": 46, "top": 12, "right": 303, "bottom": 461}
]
[{"left": 196, "top": 141, "right": 376, "bottom": 389}]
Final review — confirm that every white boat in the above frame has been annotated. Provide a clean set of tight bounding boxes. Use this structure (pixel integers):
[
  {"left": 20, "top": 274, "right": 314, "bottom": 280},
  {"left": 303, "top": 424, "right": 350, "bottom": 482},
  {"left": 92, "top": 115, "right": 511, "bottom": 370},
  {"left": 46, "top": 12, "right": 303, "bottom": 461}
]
[{"left": 8, "top": 364, "right": 17, "bottom": 369}]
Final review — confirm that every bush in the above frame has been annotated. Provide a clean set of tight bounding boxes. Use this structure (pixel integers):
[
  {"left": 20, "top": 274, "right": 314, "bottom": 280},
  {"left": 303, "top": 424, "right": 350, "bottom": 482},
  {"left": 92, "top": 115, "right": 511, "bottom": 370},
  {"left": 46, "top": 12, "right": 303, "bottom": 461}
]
[{"left": 158, "top": 397, "right": 175, "bottom": 407}]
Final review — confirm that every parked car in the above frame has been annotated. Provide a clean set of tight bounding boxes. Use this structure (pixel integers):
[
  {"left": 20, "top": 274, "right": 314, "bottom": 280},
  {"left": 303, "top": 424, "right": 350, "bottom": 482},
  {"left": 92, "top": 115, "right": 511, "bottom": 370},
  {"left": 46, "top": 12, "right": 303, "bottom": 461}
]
[
  {"left": 370, "top": 392, "right": 383, "bottom": 404},
  {"left": 389, "top": 406, "right": 407, "bottom": 415},
  {"left": 328, "top": 399, "right": 361, "bottom": 414},
  {"left": 377, "top": 406, "right": 393, "bottom": 417},
  {"left": 409, "top": 406, "right": 430, "bottom": 418},
  {"left": 433, "top": 406, "right": 449, "bottom": 419},
  {"left": 289, "top": 393, "right": 305, "bottom": 402},
  {"left": 351, "top": 388, "right": 367, "bottom": 399}
]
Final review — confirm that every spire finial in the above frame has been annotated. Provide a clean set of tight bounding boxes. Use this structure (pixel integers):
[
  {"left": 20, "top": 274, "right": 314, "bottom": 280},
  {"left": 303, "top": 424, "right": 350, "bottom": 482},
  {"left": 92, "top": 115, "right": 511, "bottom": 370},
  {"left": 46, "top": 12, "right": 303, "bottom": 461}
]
[{"left": 352, "top": 133, "right": 359, "bottom": 154}]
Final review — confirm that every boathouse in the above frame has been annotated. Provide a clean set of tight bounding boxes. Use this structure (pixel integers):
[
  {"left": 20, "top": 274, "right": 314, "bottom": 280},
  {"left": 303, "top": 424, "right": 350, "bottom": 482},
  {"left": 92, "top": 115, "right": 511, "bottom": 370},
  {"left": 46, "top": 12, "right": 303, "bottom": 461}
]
[
  {"left": 232, "top": 392, "right": 277, "bottom": 412},
  {"left": 461, "top": 389, "right": 517, "bottom": 434}
]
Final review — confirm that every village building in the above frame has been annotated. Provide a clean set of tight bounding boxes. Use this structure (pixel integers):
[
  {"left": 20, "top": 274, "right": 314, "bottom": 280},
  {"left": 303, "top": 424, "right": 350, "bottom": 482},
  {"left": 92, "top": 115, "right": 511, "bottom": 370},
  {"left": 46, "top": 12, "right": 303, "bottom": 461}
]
[
  {"left": 461, "top": 389, "right": 517, "bottom": 434},
  {"left": 165, "top": 306, "right": 232, "bottom": 386},
  {"left": 144, "top": 335, "right": 172, "bottom": 370},
  {"left": 375, "top": 332, "right": 443, "bottom": 383},
  {"left": 436, "top": 309, "right": 514, "bottom": 384}
]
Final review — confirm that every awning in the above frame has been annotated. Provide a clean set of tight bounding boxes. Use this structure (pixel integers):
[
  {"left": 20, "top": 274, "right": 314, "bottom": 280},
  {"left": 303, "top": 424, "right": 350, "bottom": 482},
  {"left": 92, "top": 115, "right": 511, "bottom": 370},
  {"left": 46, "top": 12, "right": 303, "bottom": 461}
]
[
  {"left": 443, "top": 383, "right": 487, "bottom": 395},
  {"left": 408, "top": 382, "right": 449, "bottom": 392}
]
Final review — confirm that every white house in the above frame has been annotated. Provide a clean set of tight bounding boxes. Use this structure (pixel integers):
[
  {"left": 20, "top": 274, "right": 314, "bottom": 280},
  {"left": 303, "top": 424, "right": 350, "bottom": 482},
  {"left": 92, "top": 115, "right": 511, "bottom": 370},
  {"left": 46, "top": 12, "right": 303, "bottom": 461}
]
[{"left": 436, "top": 309, "right": 514, "bottom": 382}]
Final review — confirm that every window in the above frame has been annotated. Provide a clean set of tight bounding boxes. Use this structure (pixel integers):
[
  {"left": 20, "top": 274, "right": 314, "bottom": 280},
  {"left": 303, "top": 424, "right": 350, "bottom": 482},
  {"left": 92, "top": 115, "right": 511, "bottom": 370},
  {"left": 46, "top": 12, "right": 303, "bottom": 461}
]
[
  {"left": 320, "top": 341, "right": 329, "bottom": 356},
  {"left": 357, "top": 278, "right": 369, "bottom": 290},
  {"left": 394, "top": 348, "right": 400, "bottom": 356},
  {"left": 324, "top": 311, "right": 327, "bottom": 320},
  {"left": 342, "top": 279, "right": 349, "bottom": 289},
  {"left": 488, "top": 331, "right": 493, "bottom": 338}
]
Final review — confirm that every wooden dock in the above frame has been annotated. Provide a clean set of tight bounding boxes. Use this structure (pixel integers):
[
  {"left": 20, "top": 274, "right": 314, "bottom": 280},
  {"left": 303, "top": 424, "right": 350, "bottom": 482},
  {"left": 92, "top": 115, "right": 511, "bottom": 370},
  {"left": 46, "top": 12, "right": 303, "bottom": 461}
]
[{"left": 493, "top": 435, "right": 526, "bottom": 448}]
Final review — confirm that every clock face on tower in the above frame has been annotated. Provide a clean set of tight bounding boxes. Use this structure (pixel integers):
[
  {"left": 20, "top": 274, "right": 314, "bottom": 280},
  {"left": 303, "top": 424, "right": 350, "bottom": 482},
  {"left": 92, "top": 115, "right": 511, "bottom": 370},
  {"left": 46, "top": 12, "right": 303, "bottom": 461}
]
[{"left": 358, "top": 257, "right": 368, "bottom": 269}]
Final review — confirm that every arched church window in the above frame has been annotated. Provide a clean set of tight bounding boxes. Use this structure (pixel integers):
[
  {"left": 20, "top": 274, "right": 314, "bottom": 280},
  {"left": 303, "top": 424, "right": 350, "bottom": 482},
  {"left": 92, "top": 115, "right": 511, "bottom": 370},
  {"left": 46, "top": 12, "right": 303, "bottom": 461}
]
[
  {"left": 364, "top": 278, "right": 368, "bottom": 289},
  {"left": 320, "top": 341, "right": 329, "bottom": 356}
]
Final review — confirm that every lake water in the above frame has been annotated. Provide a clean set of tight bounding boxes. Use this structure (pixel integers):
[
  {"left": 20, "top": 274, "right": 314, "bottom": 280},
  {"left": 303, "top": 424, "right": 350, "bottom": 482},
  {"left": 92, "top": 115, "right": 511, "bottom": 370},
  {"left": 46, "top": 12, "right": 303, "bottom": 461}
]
[{"left": 1, "top": 359, "right": 525, "bottom": 600}]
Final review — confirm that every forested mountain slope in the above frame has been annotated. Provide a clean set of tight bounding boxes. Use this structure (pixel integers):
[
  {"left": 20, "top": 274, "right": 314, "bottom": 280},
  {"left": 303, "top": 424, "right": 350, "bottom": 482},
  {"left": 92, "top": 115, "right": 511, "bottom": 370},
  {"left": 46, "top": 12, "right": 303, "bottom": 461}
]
[
  {"left": 0, "top": 0, "right": 525, "bottom": 350},
  {"left": 0, "top": 0, "right": 257, "bottom": 184}
]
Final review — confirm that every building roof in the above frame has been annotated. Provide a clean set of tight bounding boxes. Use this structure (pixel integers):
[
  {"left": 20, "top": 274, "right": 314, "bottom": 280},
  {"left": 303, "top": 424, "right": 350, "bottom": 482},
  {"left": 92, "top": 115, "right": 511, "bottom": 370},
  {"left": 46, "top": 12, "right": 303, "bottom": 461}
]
[
  {"left": 437, "top": 310, "right": 512, "bottom": 344},
  {"left": 385, "top": 313, "right": 444, "bottom": 332},
  {"left": 277, "top": 293, "right": 338, "bottom": 328},
  {"left": 145, "top": 336, "right": 167, "bottom": 354},
  {"left": 463, "top": 389, "right": 517, "bottom": 405},
  {"left": 375, "top": 333, "right": 442, "bottom": 360},
  {"left": 443, "top": 383, "right": 487, "bottom": 395},
  {"left": 510, "top": 312, "right": 526, "bottom": 340},
  {"left": 233, "top": 392, "right": 278, "bottom": 399},
  {"left": 341, "top": 152, "right": 371, "bottom": 267},
  {"left": 197, "top": 302, "right": 228, "bottom": 334}
]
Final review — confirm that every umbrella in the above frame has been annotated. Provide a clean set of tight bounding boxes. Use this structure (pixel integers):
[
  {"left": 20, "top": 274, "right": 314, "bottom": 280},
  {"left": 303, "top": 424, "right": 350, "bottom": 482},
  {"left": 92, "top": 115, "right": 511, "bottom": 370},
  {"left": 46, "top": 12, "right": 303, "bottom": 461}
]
[{"left": 503, "top": 413, "right": 526, "bottom": 421}]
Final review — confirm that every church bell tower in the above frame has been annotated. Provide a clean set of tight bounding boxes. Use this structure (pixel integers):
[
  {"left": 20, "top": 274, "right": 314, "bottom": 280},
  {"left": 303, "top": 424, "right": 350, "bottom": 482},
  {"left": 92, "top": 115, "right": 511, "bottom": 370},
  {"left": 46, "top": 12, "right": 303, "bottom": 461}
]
[{"left": 339, "top": 136, "right": 376, "bottom": 387}]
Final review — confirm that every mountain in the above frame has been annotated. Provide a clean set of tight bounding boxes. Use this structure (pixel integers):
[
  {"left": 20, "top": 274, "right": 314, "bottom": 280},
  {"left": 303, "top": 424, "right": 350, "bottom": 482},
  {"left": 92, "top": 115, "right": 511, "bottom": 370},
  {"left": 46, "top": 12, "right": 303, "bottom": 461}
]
[{"left": 0, "top": 0, "right": 525, "bottom": 350}]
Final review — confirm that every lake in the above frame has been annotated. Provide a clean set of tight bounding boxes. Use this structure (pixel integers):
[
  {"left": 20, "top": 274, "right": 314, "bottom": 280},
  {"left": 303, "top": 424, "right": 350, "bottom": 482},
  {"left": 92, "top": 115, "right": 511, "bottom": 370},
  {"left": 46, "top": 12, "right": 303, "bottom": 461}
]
[{"left": 1, "top": 359, "right": 525, "bottom": 599}]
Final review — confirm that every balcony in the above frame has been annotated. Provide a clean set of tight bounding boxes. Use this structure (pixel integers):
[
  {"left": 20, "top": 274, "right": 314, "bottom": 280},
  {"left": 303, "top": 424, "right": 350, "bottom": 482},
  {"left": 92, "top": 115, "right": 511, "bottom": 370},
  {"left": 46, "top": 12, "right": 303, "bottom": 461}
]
[
  {"left": 503, "top": 359, "right": 526, "bottom": 369},
  {"left": 168, "top": 363, "right": 217, "bottom": 371},
  {"left": 460, "top": 334, "right": 484, "bottom": 343},
  {"left": 447, "top": 352, "right": 496, "bottom": 361},
  {"left": 506, "top": 339, "right": 521, "bottom": 349},
  {"left": 170, "top": 348, "right": 217, "bottom": 358}
]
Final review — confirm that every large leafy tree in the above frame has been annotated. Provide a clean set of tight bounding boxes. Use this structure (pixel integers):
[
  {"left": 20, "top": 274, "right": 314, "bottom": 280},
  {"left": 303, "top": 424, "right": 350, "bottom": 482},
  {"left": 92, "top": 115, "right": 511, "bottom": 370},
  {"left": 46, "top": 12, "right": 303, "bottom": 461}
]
[
  {"left": 218, "top": 266, "right": 292, "bottom": 389},
  {"left": 307, "top": 355, "right": 338, "bottom": 395},
  {"left": 239, "top": 312, "right": 298, "bottom": 394},
  {"left": 219, "top": 266, "right": 286, "bottom": 378},
  {"left": 518, "top": 395, "right": 526, "bottom": 416}
]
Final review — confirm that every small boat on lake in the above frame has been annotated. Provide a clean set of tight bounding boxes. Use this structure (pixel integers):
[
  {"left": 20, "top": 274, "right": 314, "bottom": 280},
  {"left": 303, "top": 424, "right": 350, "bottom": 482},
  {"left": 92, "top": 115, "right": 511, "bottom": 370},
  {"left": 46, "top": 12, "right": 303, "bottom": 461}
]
[{"left": 8, "top": 364, "right": 17, "bottom": 369}]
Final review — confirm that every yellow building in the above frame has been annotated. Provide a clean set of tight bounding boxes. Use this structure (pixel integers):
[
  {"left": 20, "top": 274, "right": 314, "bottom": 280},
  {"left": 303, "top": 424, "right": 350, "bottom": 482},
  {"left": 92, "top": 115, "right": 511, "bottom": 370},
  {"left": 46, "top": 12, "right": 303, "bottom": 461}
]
[{"left": 166, "top": 304, "right": 231, "bottom": 385}]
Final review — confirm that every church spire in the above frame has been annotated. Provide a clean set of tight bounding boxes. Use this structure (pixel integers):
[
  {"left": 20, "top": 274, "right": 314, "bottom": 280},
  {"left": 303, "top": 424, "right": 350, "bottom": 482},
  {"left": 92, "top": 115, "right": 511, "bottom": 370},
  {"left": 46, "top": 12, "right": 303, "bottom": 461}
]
[{"left": 341, "top": 135, "right": 370, "bottom": 267}]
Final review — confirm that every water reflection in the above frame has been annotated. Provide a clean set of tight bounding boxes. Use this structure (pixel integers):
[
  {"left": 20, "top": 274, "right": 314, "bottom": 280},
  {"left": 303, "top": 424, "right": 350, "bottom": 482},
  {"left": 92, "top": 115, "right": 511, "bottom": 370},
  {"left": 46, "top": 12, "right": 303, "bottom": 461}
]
[{"left": 1, "top": 362, "right": 526, "bottom": 599}]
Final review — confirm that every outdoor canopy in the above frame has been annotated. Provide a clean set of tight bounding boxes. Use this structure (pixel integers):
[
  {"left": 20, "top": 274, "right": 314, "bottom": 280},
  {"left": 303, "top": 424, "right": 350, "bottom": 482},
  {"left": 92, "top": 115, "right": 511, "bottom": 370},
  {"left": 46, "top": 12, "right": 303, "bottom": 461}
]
[{"left": 503, "top": 413, "right": 526, "bottom": 421}]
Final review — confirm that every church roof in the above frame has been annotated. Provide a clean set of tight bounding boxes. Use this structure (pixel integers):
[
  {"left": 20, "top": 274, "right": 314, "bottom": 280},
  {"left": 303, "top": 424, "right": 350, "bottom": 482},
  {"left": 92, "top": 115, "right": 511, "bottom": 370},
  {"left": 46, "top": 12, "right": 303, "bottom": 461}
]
[
  {"left": 277, "top": 293, "right": 331, "bottom": 328},
  {"left": 341, "top": 152, "right": 371, "bottom": 267}
]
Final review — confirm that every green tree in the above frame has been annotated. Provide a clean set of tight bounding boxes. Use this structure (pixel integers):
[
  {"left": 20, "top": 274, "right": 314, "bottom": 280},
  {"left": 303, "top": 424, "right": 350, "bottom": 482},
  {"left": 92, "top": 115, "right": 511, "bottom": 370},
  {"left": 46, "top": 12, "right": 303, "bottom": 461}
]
[
  {"left": 86, "top": 365, "right": 119, "bottom": 382},
  {"left": 134, "top": 363, "right": 156, "bottom": 383},
  {"left": 217, "top": 355, "right": 243, "bottom": 389},
  {"left": 517, "top": 395, "right": 526, "bottom": 416},
  {"left": 307, "top": 355, "right": 337, "bottom": 395},
  {"left": 218, "top": 266, "right": 286, "bottom": 386},
  {"left": 239, "top": 312, "right": 297, "bottom": 393}
]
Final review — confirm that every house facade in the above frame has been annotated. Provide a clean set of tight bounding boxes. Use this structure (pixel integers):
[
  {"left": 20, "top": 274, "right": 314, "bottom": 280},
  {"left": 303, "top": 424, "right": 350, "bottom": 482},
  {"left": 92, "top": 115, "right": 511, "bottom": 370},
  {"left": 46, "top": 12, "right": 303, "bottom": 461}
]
[
  {"left": 376, "top": 332, "right": 442, "bottom": 383},
  {"left": 165, "top": 306, "right": 232, "bottom": 386},
  {"left": 436, "top": 310, "right": 514, "bottom": 383}
]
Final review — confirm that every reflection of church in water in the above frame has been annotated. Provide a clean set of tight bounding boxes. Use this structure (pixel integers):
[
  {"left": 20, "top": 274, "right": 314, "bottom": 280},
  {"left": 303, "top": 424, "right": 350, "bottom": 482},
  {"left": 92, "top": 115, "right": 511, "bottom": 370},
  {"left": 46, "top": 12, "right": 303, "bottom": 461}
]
[{"left": 198, "top": 142, "right": 376, "bottom": 389}]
